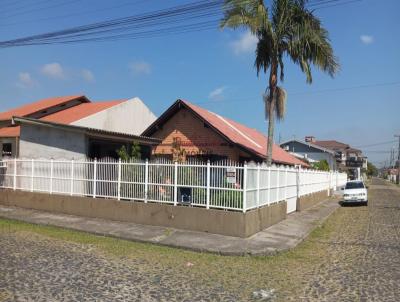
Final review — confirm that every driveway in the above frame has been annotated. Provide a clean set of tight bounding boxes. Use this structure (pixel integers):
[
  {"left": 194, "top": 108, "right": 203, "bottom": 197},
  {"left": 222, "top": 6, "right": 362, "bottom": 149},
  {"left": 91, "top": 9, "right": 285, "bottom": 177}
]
[{"left": 0, "top": 178, "right": 399, "bottom": 301}]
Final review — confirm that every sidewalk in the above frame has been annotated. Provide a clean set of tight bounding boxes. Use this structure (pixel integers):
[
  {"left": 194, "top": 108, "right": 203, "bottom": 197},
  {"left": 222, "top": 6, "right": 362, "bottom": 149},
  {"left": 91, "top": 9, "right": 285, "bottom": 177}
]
[{"left": 0, "top": 196, "right": 340, "bottom": 256}]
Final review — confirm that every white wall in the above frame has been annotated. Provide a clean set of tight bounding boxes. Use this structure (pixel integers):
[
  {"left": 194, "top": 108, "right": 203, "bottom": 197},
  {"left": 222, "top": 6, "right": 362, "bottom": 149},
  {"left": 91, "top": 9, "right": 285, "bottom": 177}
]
[
  {"left": 19, "top": 124, "right": 87, "bottom": 160},
  {"left": 72, "top": 97, "right": 156, "bottom": 135}
]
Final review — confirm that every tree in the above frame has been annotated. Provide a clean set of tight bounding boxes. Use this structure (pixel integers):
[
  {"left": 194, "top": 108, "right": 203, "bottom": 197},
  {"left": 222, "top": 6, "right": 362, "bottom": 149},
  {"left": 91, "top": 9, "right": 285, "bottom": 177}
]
[
  {"left": 366, "top": 162, "right": 378, "bottom": 178},
  {"left": 116, "top": 142, "right": 141, "bottom": 161},
  {"left": 312, "top": 159, "right": 330, "bottom": 171},
  {"left": 171, "top": 138, "right": 187, "bottom": 163},
  {"left": 221, "top": 0, "right": 339, "bottom": 165}
]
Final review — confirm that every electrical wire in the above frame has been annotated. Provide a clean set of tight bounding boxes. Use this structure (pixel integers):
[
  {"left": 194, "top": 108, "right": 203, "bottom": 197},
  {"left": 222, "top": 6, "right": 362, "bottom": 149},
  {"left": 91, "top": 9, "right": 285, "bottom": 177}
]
[{"left": 0, "top": 0, "right": 365, "bottom": 48}]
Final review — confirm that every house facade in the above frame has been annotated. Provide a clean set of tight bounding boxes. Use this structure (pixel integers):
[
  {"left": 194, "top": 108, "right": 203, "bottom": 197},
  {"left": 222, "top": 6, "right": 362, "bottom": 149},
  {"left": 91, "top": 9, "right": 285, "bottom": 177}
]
[
  {"left": 0, "top": 95, "right": 157, "bottom": 159},
  {"left": 142, "top": 99, "right": 308, "bottom": 166},
  {"left": 305, "top": 136, "right": 367, "bottom": 178},
  {"left": 280, "top": 139, "right": 337, "bottom": 170}
]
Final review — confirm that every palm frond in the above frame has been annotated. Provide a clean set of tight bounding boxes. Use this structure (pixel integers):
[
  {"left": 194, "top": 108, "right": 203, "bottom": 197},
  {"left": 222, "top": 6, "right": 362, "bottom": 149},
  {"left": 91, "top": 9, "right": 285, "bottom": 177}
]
[
  {"left": 263, "top": 92, "right": 271, "bottom": 120},
  {"left": 275, "top": 86, "right": 286, "bottom": 120},
  {"left": 284, "top": 1, "right": 339, "bottom": 81},
  {"left": 220, "top": 0, "right": 269, "bottom": 34},
  {"left": 254, "top": 28, "right": 275, "bottom": 75},
  {"left": 263, "top": 86, "right": 286, "bottom": 121}
]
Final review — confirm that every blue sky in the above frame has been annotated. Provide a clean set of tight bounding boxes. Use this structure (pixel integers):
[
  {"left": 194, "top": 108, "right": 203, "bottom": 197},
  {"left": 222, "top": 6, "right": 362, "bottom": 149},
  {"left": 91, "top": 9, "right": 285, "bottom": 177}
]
[{"left": 0, "top": 0, "right": 399, "bottom": 165}]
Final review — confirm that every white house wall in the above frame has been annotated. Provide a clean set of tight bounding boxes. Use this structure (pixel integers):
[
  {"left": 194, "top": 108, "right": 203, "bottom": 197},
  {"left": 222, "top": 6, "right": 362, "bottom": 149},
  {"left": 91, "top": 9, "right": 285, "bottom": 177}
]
[
  {"left": 19, "top": 124, "right": 87, "bottom": 160},
  {"left": 72, "top": 97, "right": 156, "bottom": 135}
]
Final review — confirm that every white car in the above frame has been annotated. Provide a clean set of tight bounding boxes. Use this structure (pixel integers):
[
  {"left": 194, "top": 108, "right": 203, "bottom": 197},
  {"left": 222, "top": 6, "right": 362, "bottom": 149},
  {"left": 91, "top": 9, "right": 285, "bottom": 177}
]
[{"left": 342, "top": 180, "right": 368, "bottom": 205}]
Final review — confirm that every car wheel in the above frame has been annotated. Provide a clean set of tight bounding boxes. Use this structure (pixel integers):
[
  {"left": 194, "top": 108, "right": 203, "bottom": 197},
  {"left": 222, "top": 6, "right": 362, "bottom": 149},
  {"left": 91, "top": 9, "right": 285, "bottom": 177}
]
[{"left": 364, "top": 201, "right": 368, "bottom": 206}]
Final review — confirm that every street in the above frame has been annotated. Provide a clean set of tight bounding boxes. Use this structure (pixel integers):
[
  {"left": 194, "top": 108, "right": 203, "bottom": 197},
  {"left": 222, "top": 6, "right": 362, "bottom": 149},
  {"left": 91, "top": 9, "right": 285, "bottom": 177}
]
[{"left": 0, "top": 178, "right": 399, "bottom": 301}]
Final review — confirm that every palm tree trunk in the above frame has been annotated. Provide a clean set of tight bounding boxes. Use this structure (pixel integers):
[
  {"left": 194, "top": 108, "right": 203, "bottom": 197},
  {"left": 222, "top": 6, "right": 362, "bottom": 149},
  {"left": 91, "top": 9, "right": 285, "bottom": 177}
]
[
  {"left": 266, "top": 63, "right": 278, "bottom": 166},
  {"left": 266, "top": 94, "right": 275, "bottom": 166}
]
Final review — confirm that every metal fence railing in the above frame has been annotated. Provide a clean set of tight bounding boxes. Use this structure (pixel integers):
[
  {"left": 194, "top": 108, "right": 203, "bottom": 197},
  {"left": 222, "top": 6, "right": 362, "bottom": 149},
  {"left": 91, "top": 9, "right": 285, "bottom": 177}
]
[{"left": 0, "top": 158, "right": 348, "bottom": 213}]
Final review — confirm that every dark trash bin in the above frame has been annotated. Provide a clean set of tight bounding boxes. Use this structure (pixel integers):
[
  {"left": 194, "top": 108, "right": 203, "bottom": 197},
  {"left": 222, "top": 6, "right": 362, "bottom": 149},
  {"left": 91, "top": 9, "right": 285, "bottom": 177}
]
[{"left": 178, "top": 187, "right": 192, "bottom": 204}]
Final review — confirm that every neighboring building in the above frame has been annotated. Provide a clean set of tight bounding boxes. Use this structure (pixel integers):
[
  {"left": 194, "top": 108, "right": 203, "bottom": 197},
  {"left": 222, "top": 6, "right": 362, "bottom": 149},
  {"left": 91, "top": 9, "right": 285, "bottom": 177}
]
[
  {"left": 280, "top": 139, "right": 337, "bottom": 170},
  {"left": 142, "top": 99, "right": 308, "bottom": 166},
  {"left": 13, "top": 117, "right": 160, "bottom": 159},
  {"left": 306, "top": 136, "right": 368, "bottom": 178},
  {"left": 0, "top": 95, "right": 157, "bottom": 159},
  {"left": 387, "top": 168, "right": 399, "bottom": 184}
]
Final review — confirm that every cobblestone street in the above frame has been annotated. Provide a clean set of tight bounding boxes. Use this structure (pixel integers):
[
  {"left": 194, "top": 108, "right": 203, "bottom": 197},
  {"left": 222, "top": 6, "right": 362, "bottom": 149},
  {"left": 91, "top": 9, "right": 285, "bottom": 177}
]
[{"left": 0, "top": 178, "right": 399, "bottom": 301}]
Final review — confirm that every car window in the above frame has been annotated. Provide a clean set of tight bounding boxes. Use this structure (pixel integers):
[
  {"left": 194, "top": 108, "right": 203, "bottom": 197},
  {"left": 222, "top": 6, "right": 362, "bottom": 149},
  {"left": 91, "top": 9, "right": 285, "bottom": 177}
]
[{"left": 345, "top": 182, "right": 365, "bottom": 189}]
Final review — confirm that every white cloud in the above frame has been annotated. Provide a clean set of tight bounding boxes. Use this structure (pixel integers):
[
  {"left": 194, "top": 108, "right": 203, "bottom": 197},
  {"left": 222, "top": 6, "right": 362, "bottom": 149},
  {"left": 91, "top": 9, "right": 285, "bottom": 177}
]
[
  {"left": 16, "top": 72, "right": 35, "bottom": 88},
  {"left": 231, "top": 31, "right": 258, "bottom": 55},
  {"left": 81, "top": 69, "right": 95, "bottom": 83},
  {"left": 360, "top": 35, "right": 374, "bottom": 45},
  {"left": 209, "top": 86, "right": 227, "bottom": 101},
  {"left": 129, "top": 61, "right": 151, "bottom": 75},
  {"left": 41, "top": 62, "right": 65, "bottom": 79}
]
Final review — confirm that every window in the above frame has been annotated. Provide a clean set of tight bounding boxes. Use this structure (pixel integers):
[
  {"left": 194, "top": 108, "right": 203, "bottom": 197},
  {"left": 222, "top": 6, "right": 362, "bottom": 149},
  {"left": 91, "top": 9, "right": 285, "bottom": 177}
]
[
  {"left": 345, "top": 182, "right": 364, "bottom": 189},
  {"left": 2, "top": 143, "right": 12, "bottom": 157}
]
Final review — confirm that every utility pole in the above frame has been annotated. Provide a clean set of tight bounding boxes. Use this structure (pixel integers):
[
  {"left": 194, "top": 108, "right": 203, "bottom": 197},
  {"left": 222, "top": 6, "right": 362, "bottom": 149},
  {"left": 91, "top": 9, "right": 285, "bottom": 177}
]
[
  {"left": 395, "top": 135, "right": 400, "bottom": 184},
  {"left": 390, "top": 147, "right": 396, "bottom": 168}
]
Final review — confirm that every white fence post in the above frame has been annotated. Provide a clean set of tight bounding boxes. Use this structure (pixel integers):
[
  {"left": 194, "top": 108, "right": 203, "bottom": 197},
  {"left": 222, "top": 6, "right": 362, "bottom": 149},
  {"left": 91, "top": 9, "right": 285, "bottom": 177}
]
[
  {"left": 296, "top": 165, "right": 301, "bottom": 201},
  {"left": 267, "top": 166, "right": 271, "bottom": 205},
  {"left": 285, "top": 166, "right": 288, "bottom": 201},
  {"left": 243, "top": 163, "right": 247, "bottom": 213},
  {"left": 328, "top": 171, "right": 332, "bottom": 196},
  {"left": 70, "top": 159, "right": 74, "bottom": 196},
  {"left": 93, "top": 158, "right": 97, "bottom": 198},
  {"left": 117, "top": 158, "right": 121, "bottom": 201},
  {"left": 144, "top": 159, "right": 149, "bottom": 203},
  {"left": 13, "top": 157, "right": 17, "bottom": 191},
  {"left": 256, "top": 163, "right": 260, "bottom": 208},
  {"left": 31, "top": 159, "right": 34, "bottom": 192},
  {"left": 276, "top": 166, "right": 280, "bottom": 202},
  {"left": 49, "top": 159, "right": 53, "bottom": 194},
  {"left": 335, "top": 171, "right": 338, "bottom": 190},
  {"left": 206, "top": 161, "right": 210, "bottom": 209},
  {"left": 174, "top": 162, "right": 178, "bottom": 206}
]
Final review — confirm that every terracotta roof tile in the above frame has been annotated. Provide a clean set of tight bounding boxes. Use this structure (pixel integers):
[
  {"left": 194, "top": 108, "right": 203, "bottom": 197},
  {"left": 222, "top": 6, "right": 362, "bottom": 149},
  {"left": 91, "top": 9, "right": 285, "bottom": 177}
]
[
  {"left": 0, "top": 98, "right": 126, "bottom": 138},
  {"left": 41, "top": 100, "right": 127, "bottom": 124},
  {"left": 314, "top": 140, "right": 349, "bottom": 149},
  {"left": 181, "top": 100, "right": 307, "bottom": 167},
  {"left": 0, "top": 95, "right": 88, "bottom": 121},
  {"left": 0, "top": 126, "right": 20, "bottom": 137}
]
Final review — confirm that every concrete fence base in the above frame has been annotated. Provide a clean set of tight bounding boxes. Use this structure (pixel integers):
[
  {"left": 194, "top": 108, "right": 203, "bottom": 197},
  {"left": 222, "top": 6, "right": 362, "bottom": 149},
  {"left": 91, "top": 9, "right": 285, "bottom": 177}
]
[
  {"left": 296, "top": 190, "right": 331, "bottom": 212},
  {"left": 0, "top": 189, "right": 287, "bottom": 238}
]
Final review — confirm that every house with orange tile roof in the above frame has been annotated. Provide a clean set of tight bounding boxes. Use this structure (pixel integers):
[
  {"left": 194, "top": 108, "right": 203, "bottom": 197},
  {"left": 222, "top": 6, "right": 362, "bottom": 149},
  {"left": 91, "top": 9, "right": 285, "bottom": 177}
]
[
  {"left": 0, "top": 95, "right": 158, "bottom": 159},
  {"left": 303, "top": 136, "right": 367, "bottom": 179},
  {"left": 142, "top": 99, "right": 308, "bottom": 167}
]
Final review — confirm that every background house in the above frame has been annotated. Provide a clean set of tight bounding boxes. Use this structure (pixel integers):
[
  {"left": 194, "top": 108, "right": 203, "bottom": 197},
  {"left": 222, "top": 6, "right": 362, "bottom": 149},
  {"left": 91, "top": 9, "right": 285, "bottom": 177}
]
[
  {"left": 306, "top": 136, "right": 367, "bottom": 179},
  {"left": 142, "top": 99, "right": 308, "bottom": 166},
  {"left": 280, "top": 138, "right": 337, "bottom": 170},
  {"left": 0, "top": 95, "right": 157, "bottom": 159}
]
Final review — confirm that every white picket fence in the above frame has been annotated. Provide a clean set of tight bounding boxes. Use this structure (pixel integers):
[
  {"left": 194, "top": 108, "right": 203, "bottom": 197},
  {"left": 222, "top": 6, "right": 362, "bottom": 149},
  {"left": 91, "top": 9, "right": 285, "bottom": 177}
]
[{"left": 0, "top": 158, "right": 347, "bottom": 213}]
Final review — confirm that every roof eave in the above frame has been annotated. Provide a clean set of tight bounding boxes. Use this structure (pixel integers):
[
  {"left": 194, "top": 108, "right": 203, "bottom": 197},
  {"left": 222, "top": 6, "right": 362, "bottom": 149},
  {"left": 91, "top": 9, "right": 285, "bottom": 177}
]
[{"left": 12, "top": 116, "right": 161, "bottom": 145}]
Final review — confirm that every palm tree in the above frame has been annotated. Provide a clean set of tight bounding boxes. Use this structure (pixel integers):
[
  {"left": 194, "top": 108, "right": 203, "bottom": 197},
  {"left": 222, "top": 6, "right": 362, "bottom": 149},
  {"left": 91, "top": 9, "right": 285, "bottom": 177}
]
[{"left": 221, "top": 0, "right": 339, "bottom": 165}]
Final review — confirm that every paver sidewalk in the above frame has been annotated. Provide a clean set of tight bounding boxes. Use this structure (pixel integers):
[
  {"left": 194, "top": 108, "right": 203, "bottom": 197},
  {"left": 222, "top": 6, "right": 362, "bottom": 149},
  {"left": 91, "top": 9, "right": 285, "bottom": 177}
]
[{"left": 0, "top": 196, "right": 340, "bottom": 256}]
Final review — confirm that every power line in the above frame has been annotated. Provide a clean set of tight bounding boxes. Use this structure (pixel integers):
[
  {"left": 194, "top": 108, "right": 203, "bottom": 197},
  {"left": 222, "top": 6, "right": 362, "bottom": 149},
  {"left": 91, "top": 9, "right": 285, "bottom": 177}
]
[
  {"left": 193, "top": 81, "right": 400, "bottom": 105},
  {"left": 364, "top": 150, "right": 398, "bottom": 154},
  {"left": 1, "top": 0, "right": 82, "bottom": 20},
  {"left": 353, "top": 140, "right": 398, "bottom": 148},
  {"left": 0, "top": 0, "right": 223, "bottom": 48},
  {"left": 0, "top": 0, "right": 365, "bottom": 47},
  {"left": 309, "top": 0, "right": 363, "bottom": 10},
  {"left": 1, "top": 0, "right": 150, "bottom": 27}
]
